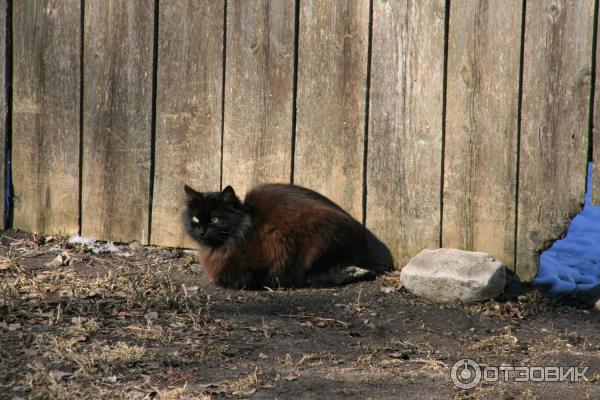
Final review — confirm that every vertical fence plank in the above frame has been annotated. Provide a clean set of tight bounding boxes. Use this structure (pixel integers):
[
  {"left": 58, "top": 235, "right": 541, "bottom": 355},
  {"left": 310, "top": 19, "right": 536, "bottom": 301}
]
[
  {"left": 596, "top": 131, "right": 600, "bottom": 202},
  {"left": 151, "top": 1, "right": 224, "bottom": 247},
  {"left": 517, "top": 0, "right": 594, "bottom": 280},
  {"left": 443, "top": 0, "right": 522, "bottom": 269},
  {"left": 222, "top": 0, "right": 295, "bottom": 197},
  {"left": 367, "top": 0, "right": 445, "bottom": 267},
  {"left": 594, "top": 8, "right": 600, "bottom": 206},
  {"left": 0, "top": 0, "right": 6, "bottom": 229},
  {"left": 12, "top": 0, "right": 80, "bottom": 236},
  {"left": 294, "top": 0, "right": 369, "bottom": 219},
  {"left": 83, "top": 1, "right": 154, "bottom": 243}
]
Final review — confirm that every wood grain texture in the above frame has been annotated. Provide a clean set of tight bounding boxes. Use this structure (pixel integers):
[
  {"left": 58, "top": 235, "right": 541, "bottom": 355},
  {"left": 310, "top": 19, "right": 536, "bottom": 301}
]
[
  {"left": 367, "top": 0, "right": 445, "bottom": 268},
  {"left": 294, "top": 0, "right": 369, "bottom": 220},
  {"left": 82, "top": 1, "right": 153, "bottom": 243},
  {"left": 0, "top": 0, "right": 6, "bottom": 229},
  {"left": 594, "top": 9, "right": 600, "bottom": 206},
  {"left": 443, "top": 0, "right": 522, "bottom": 269},
  {"left": 12, "top": 0, "right": 80, "bottom": 236},
  {"left": 222, "top": 0, "right": 295, "bottom": 198},
  {"left": 151, "top": 0, "right": 224, "bottom": 247},
  {"left": 517, "top": 0, "right": 594, "bottom": 280}
]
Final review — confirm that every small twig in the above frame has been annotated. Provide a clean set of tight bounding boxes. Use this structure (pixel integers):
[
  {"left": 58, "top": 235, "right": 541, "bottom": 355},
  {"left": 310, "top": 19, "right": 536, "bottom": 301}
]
[{"left": 274, "top": 313, "right": 348, "bottom": 328}]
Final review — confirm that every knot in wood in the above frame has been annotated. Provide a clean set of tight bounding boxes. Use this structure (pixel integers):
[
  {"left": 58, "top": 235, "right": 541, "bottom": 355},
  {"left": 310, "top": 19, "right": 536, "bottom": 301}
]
[{"left": 547, "top": 3, "right": 561, "bottom": 22}]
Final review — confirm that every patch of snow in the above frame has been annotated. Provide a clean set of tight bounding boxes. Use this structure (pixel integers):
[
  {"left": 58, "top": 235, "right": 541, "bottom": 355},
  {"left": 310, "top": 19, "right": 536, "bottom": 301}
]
[
  {"left": 67, "top": 235, "right": 123, "bottom": 254},
  {"left": 97, "top": 242, "right": 121, "bottom": 254},
  {"left": 68, "top": 235, "right": 97, "bottom": 246}
]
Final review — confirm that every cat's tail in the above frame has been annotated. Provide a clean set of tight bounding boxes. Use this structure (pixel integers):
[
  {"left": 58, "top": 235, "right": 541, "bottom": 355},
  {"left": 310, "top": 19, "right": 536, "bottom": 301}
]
[{"left": 359, "top": 227, "right": 395, "bottom": 273}]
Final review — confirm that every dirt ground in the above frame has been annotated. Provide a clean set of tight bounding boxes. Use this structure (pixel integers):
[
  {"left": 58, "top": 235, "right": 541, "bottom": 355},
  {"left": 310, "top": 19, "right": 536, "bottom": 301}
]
[{"left": 1, "top": 230, "right": 599, "bottom": 400}]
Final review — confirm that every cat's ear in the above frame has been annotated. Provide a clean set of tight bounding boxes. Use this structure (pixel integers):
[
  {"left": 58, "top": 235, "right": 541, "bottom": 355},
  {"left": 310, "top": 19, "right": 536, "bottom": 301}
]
[
  {"left": 221, "top": 185, "right": 239, "bottom": 204},
  {"left": 184, "top": 184, "right": 203, "bottom": 202}
]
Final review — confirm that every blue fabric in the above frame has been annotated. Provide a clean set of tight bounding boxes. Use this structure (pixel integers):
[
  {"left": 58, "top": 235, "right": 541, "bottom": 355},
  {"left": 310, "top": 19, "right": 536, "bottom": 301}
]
[{"left": 534, "top": 163, "right": 600, "bottom": 294}]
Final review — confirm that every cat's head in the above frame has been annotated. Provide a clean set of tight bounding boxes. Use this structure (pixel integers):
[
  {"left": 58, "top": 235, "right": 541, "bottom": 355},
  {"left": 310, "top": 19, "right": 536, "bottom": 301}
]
[{"left": 183, "top": 184, "right": 251, "bottom": 247}]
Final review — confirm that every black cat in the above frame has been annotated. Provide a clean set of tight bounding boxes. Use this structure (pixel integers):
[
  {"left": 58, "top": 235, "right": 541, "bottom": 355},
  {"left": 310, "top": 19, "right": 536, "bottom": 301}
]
[{"left": 183, "top": 183, "right": 393, "bottom": 289}]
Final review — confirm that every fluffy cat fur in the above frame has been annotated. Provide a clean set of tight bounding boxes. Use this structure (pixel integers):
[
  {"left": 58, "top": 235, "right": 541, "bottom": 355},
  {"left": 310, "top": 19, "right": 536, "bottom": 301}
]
[{"left": 183, "top": 183, "right": 393, "bottom": 289}]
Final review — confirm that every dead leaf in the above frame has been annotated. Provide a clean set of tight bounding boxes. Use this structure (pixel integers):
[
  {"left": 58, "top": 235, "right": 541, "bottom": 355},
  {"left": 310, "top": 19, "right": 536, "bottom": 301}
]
[
  {"left": 128, "top": 240, "right": 143, "bottom": 252},
  {"left": 71, "top": 335, "right": 88, "bottom": 343},
  {"left": 0, "top": 263, "right": 11, "bottom": 271},
  {"left": 383, "top": 272, "right": 401, "bottom": 282},
  {"left": 389, "top": 351, "right": 411, "bottom": 360},
  {"left": 232, "top": 388, "right": 256, "bottom": 397},
  {"left": 124, "top": 325, "right": 140, "bottom": 331},
  {"left": 215, "top": 319, "right": 233, "bottom": 330},
  {"left": 50, "top": 370, "right": 73, "bottom": 381},
  {"left": 145, "top": 311, "right": 159, "bottom": 321},
  {"left": 44, "top": 252, "right": 71, "bottom": 268},
  {"left": 197, "top": 383, "right": 220, "bottom": 390},
  {"left": 8, "top": 323, "right": 21, "bottom": 331},
  {"left": 117, "top": 311, "right": 134, "bottom": 317}
]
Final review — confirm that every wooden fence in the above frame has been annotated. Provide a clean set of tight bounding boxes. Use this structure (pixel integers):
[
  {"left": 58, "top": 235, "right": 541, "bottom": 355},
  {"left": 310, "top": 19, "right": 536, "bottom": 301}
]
[{"left": 1, "top": 0, "right": 599, "bottom": 281}]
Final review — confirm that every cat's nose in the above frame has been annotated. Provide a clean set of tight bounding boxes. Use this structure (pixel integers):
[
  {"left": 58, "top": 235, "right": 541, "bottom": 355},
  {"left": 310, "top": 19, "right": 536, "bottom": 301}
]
[{"left": 197, "top": 227, "right": 205, "bottom": 236}]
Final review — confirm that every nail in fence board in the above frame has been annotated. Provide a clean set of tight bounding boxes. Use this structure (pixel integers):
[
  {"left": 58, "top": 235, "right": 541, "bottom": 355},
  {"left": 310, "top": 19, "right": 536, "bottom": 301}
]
[
  {"left": 151, "top": 0, "right": 224, "bottom": 247},
  {"left": 12, "top": 0, "right": 80, "bottom": 236},
  {"left": 443, "top": 0, "right": 522, "bottom": 269},
  {"left": 222, "top": 0, "right": 295, "bottom": 198},
  {"left": 294, "top": 0, "right": 369, "bottom": 220},
  {"left": 517, "top": 0, "right": 594, "bottom": 280},
  {"left": 82, "top": 1, "right": 154, "bottom": 243},
  {"left": 367, "top": 0, "right": 445, "bottom": 268}
]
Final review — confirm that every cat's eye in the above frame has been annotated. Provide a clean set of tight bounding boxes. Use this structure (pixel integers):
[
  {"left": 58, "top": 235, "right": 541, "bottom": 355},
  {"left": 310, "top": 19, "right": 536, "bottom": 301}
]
[
  {"left": 210, "top": 217, "right": 220, "bottom": 224},
  {"left": 191, "top": 216, "right": 199, "bottom": 224}
]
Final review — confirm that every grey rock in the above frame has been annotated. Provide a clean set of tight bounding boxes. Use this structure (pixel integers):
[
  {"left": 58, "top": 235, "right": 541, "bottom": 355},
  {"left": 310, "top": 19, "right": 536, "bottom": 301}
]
[{"left": 400, "top": 248, "right": 506, "bottom": 303}]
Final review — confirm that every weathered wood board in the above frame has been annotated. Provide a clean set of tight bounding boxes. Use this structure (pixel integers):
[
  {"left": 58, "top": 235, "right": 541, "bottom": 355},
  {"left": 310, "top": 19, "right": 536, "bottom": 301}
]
[
  {"left": 443, "top": 0, "right": 522, "bottom": 269},
  {"left": 595, "top": 110, "right": 600, "bottom": 204},
  {"left": 82, "top": 1, "right": 154, "bottom": 243},
  {"left": 594, "top": 9, "right": 600, "bottom": 206},
  {"left": 0, "top": 0, "right": 6, "bottom": 229},
  {"left": 367, "top": 0, "right": 445, "bottom": 268},
  {"left": 151, "top": 0, "right": 224, "bottom": 247},
  {"left": 12, "top": 0, "right": 80, "bottom": 236},
  {"left": 294, "top": 0, "right": 369, "bottom": 220},
  {"left": 517, "top": 0, "right": 594, "bottom": 280},
  {"left": 222, "top": 0, "right": 295, "bottom": 198}
]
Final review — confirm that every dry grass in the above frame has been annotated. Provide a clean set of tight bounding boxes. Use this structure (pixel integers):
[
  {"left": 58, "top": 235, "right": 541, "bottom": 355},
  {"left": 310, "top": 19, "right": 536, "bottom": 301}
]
[
  {"left": 0, "top": 234, "right": 213, "bottom": 399},
  {"left": 469, "top": 327, "right": 520, "bottom": 353}
]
